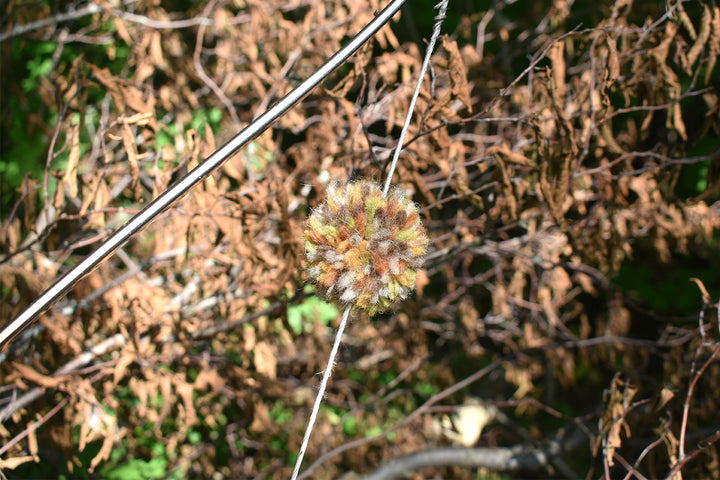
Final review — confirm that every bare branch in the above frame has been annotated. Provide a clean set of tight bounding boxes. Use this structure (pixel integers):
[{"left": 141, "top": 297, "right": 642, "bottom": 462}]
[
  {"left": 0, "top": 3, "right": 103, "bottom": 42},
  {"left": 357, "top": 429, "right": 587, "bottom": 479}
]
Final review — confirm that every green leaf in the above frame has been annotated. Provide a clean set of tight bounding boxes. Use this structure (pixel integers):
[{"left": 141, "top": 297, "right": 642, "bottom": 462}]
[
  {"left": 342, "top": 416, "right": 357, "bottom": 436},
  {"left": 102, "top": 457, "right": 168, "bottom": 480},
  {"left": 287, "top": 296, "right": 339, "bottom": 334},
  {"left": 187, "top": 429, "right": 202, "bottom": 445}
]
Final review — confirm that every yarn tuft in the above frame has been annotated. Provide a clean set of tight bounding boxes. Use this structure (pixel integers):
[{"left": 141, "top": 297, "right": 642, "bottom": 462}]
[{"left": 304, "top": 180, "right": 429, "bottom": 316}]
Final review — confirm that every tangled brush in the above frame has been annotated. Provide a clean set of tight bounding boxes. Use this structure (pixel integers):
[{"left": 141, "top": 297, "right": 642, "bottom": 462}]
[{"left": 303, "top": 180, "right": 429, "bottom": 316}]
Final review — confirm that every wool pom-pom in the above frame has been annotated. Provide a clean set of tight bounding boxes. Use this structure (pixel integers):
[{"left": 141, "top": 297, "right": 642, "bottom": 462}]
[{"left": 303, "top": 180, "right": 429, "bottom": 316}]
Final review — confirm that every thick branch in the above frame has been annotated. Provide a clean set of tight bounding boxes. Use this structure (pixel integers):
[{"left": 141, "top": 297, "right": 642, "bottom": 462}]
[{"left": 357, "top": 429, "right": 587, "bottom": 480}]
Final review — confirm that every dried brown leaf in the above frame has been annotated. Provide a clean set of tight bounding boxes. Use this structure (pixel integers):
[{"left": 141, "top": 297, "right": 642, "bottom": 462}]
[
  {"left": 113, "top": 352, "right": 135, "bottom": 386},
  {"left": 575, "top": 272, "right": 597, "bottom": 296},
  {"left": 12, "top": 363, "right": 66, "bottom": 389},
  {"left": 670, "top": 99, "right": 688, "bottom": 141},
  {"left": 121, "top": 122, "right": 140, "bottom": 198},
  {"left": 194, "top": 368, "right": 225, "bottom": 394},
  {"left": 177, "top": 380, "right": 198, "bottom": 428},
  {"left": 149, "top": 30, "right": 164, "bottom": 67},
  {"left": 674, "top": 2, "right": 697, "bottom": 39},
  {"left": 549, "top": 41, "right": 566, "bottom": 99},
  {"left": 705, "top": 6, "right": 720, "bottom": 84},
  {"left": 90, "top": 65, "right": 125, "bottom": 111},
  {"left": 662, "top": 422, "right": 682, "bottom": 480},
  {"left": 601, "top": 376, "right": 637, "bottom": 466},
  {"left": 113, "top": 18, "right": 132, "bottom": 45},
  {"left": 494, "top": 152, "right": 518, "bottom": 220},
  {"left": 689, "top": 277, "right": 712, "bottom": 304},
  {"left": 607, "top": 295, "right": 631, "bottom": 337},
  {"left": 249, "top": 401, "right": 270, "bottom": 433},
  {"left": 121, "top": 84, "right": 154, "bottom": 117},
  {"left": 77, "top": 400, "right": 92, "bottom": 453},
  {"left": 443, "top": 36, "right": 472, "bottom": 112},
  {"left": 90, "top": 177, "right": 111, "bottom": 229},
  {"left": 62, "top": 123, "right": 80, "bottom": 199},
  {"left": 253, "top": 341, "right": 277, "bottom": 380},
  {"left": 487, "top": 144, "right": 533, "bottom": 166},
  {"left": 39, "top": 312, "right": 82, "bottom": 355},
  {"left": 158, "top": 374, "right": 173, "bottom": 424},
  {"left": 28, "top": 422, "right": 39, "bottom": 461},
  {"left": 89, "top": 415, "right": 116, "bottom": 473},
  {"left": 604, "top": 33, "right": 620, "bottom": 88},
  {"left": 657, "top": 386, "right": 676, "bottom": 411},
  {"left": 686, "top": 5, "right": 712, "bottom": 71},
  {"left": 0, "top": 456, "right": 36, "bottom": 469},
  {"left": 504, "top": 362, "right": 533, "bottom": 399}
]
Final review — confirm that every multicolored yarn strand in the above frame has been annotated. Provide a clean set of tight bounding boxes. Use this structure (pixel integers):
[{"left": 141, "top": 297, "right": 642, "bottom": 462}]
[
  {"left": 303, "top": 180, "right": 429, "bottom": 316},
  {"left": 293, "top": 2, "right": 445, "bottom": 478}
]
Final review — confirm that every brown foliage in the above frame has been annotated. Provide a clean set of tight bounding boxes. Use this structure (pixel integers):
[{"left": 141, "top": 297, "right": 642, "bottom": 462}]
[{"left": 1, "top": 0, "right": 719, "bottom": 478}]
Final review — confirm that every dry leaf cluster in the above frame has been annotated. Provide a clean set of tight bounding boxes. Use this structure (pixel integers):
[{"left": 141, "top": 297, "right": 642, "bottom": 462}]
[{"left": 1, "top": 0, "right": 719, "bottom": 478}]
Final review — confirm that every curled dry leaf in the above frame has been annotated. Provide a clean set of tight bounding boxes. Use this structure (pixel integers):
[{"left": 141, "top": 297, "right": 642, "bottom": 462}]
[{"left": 443, "top": 36, "right": 473, "bottom": 112}]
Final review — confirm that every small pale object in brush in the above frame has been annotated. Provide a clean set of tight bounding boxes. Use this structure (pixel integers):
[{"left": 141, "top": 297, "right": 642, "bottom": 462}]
[{"left": 304, "top": 180, "right": 429, "bottom": 316}]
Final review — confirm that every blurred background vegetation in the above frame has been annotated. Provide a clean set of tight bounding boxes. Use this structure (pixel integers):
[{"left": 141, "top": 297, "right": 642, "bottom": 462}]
[{"left": 1, "top": 0, "right": 719, "bottom": 478}]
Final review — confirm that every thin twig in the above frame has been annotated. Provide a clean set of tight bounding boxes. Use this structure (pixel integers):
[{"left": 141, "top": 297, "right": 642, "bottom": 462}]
[
  {"left": 677, "top": 344, "right": 720, "bottom": 460},
  {"left": 666, "top": 428, "right": 720, "bottom": 480},
  {"left": 0, "top": 2, "right": 104, "bottom": 42},
  {"left": 0, "top": 397, "right": 70, "bottom": 458},
  {"left": 613, "top": 451, "right": 650, "bottom": 480},
  {"left": 192, "top": 0, "right": 241, "bottom": 127}
]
